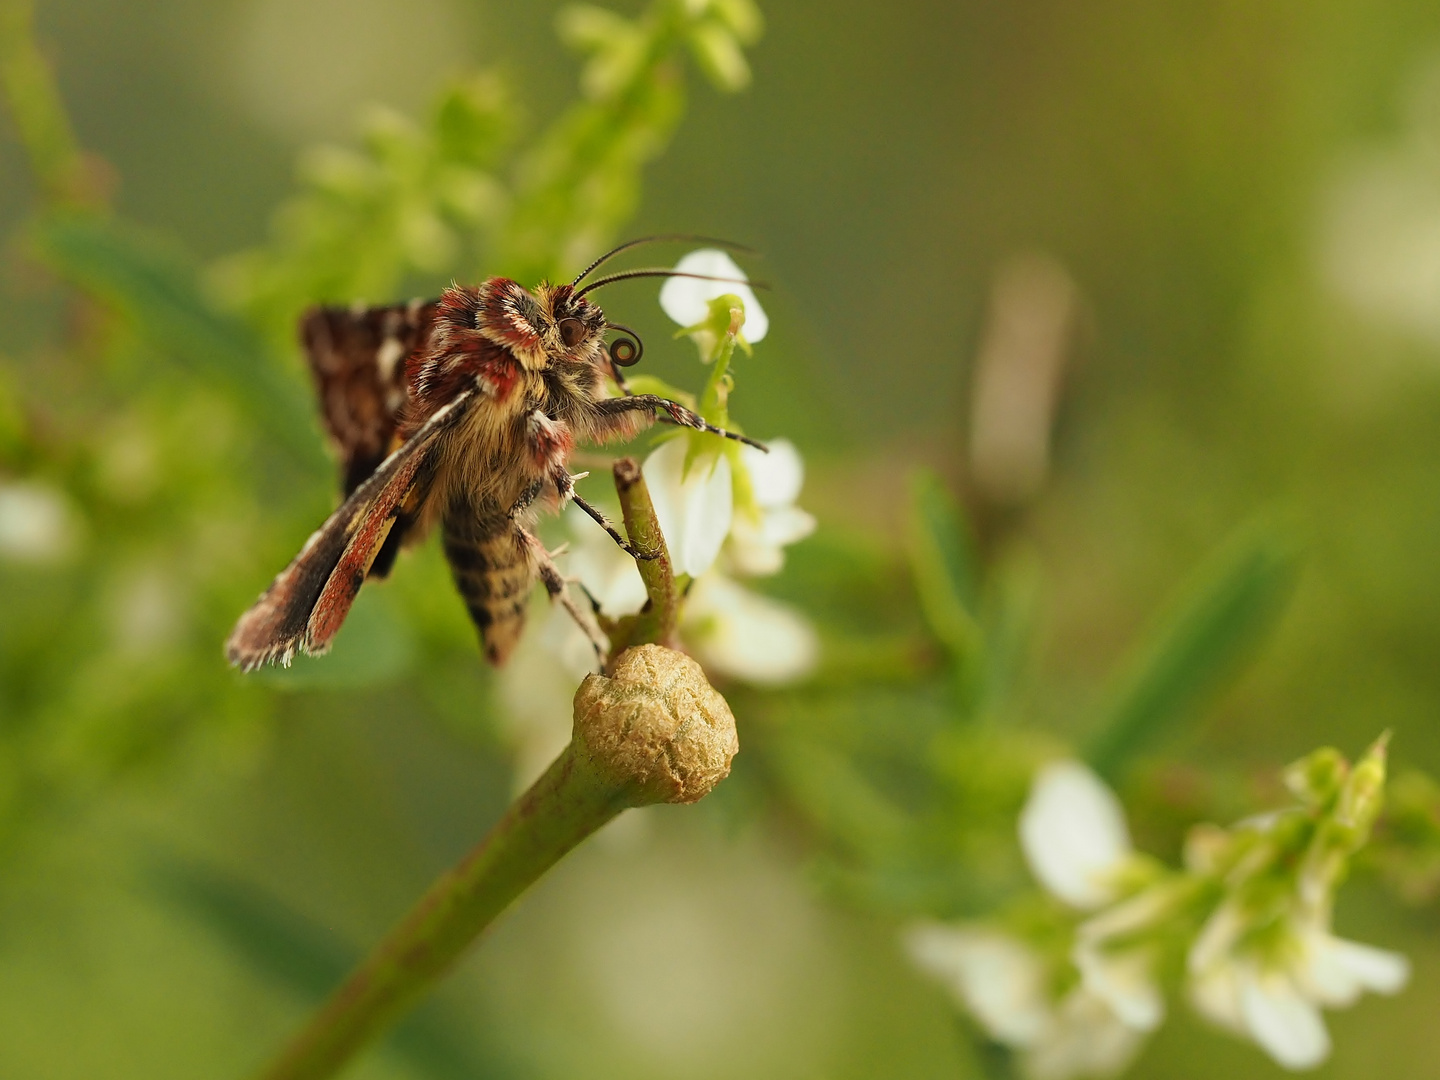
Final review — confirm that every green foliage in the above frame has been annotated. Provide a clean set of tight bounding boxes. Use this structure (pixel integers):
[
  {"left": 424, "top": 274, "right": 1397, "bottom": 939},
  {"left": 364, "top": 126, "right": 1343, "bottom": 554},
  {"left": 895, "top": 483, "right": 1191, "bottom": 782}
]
[{"left": 1084, "top": 522, "right": 1300, "bottom": 780}]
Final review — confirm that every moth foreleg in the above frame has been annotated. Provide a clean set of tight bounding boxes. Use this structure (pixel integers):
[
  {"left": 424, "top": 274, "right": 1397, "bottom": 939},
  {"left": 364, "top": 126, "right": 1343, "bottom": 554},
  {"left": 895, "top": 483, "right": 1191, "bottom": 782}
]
[
  {"left": 555, "top": 468, "right": 659, "bottom": 560},
  {"left": 523, "top": 527, "right": 608, "bottom": 667},
  {"left": 593, "top": 394, "right": 768, "bottom": 452}
]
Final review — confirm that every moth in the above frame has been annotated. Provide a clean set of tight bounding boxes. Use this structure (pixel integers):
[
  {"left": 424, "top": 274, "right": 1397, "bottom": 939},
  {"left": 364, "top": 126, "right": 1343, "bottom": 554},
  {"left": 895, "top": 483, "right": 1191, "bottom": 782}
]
[{"left": 225, "top": 238, "right": 763, "bottom": 672}]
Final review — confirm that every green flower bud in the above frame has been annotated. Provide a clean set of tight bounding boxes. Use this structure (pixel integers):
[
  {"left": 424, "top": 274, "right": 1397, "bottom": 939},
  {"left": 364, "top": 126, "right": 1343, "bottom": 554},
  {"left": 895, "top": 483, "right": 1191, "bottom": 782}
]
[
  {"left": 1336, "top": 733, "right": 1389, "bottom": 837},
  {"left": 1282, "top": 746, "right": 1347, "bottom": 808}
]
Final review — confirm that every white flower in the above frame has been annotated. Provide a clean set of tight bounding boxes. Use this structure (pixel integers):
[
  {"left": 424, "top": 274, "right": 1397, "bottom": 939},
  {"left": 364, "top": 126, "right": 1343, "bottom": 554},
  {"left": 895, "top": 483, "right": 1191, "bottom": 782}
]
[
  {"left": 1020, "top": 760, "right": 1133, "bottom": 910},
  {"left": 659, "top": 248, "right": 769, "bottom": 342},
  {"left": 683, "top": 571, "right": 818, "bottom": 685},
  {"left": 727, "top": 439, "right": 816, "bottom": 576},
  {"left": 0, "top": 481, "right": 79, "bottom": 563},
  {"left": 643, "top": 437, "right": 732, "bottom": 578},
  {"left": 906, "top": 763, "right": 1164, "bottom": 1079},
  {"left": 1187, "top": 903, "right": 1409, "bottom": 1071},
  {"left": 1025, "top": 988, "right": 1148, "bottom": 1080},
  {"left": 905, "top": 924, "right": 1146, "bottom": 1080},
  {"left": 905, "top": 925, "right": 1051, "bottom": 1045}
]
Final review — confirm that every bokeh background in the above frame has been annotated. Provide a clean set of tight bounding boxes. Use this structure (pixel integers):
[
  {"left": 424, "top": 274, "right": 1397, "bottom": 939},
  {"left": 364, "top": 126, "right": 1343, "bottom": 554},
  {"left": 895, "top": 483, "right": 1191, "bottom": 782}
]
[{"left": 3, "top": 0, "right": 1440, "bottom": 1077}]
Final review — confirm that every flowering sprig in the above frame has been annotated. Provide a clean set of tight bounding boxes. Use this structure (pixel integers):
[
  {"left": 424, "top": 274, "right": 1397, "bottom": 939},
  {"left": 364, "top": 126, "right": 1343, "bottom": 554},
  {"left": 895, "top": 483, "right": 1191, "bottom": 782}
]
[
  {"left": 907, "top": 740, "right": 1408, "bottom": 1078},
  {"left": 529, "top": 249, "right": 816, "bottom": 693}
]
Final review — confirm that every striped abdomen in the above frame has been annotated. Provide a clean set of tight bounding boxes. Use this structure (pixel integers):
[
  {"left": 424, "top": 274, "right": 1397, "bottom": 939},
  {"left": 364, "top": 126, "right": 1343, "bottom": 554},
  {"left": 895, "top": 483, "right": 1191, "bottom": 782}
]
[{"left": 442, "top": 496, "right": 535, "bottom": 665}]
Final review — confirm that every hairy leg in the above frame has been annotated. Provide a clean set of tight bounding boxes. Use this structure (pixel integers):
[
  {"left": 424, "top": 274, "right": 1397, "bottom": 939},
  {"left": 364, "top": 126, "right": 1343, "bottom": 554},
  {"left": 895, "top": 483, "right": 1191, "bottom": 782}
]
[{"left": 593, "top": 394, "right": 768, "bottom": 451}]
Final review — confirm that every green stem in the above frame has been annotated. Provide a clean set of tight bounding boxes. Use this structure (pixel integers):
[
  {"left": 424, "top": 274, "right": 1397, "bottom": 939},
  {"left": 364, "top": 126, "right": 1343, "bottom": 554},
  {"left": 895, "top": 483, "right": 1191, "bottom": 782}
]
[
  {"left": 697, "top": 304, "right": 741, "bottom": 426},
  {"left": 612, "top": 455, "right": 679, "bottom": 652},
  {"left": 253, "top": 743, "right": 629, "bottom": 1080}
]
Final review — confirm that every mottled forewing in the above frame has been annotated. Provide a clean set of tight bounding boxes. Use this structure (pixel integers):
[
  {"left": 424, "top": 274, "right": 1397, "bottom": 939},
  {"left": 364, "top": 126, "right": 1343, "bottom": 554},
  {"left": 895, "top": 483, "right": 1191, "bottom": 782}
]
[
  {"left": 300, "top": 300, "right": 439, "bottom": 494},
  {"left": 226, "top": 391, "right": 475, "bottom": 672}
]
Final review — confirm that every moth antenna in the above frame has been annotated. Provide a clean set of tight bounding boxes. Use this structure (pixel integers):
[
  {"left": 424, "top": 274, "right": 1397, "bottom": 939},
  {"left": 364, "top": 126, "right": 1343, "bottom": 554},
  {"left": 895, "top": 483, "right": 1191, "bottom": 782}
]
[
  {"left": 569, "top": 235, "right": 758, "bottom": 287},
  {"left": 575, "top": 269, "right": 770, "bottom": 299}
]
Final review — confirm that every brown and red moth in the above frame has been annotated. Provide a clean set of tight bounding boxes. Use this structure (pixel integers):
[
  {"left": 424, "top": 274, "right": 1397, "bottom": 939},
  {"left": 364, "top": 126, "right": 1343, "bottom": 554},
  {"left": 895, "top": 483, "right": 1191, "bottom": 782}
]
[{"left": 226, "top": 239, "right": 764, "bottom": 672}]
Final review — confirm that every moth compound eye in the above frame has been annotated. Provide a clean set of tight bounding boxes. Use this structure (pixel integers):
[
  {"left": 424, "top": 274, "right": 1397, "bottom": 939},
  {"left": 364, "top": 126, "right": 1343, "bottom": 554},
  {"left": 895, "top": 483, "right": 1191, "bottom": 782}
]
[{"left": 559, "top": 318, "right": 586, "bottom": 348}]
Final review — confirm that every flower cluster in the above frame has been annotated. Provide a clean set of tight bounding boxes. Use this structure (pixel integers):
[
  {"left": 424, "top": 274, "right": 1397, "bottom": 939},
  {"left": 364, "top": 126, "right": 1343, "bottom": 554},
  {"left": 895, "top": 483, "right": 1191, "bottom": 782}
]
[
  {"left": 907, "top": 741, "right": 1407, "bottom": 1078},
  {"left": 557, "top": 248, "right": 817, "bottom": 686}
]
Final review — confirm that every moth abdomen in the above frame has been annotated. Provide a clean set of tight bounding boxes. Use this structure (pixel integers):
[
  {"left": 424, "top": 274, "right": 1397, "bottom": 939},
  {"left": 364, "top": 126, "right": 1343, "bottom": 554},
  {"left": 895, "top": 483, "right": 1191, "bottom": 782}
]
[{"left": 442, "top": 497, "right": 536, "bottom": 666}]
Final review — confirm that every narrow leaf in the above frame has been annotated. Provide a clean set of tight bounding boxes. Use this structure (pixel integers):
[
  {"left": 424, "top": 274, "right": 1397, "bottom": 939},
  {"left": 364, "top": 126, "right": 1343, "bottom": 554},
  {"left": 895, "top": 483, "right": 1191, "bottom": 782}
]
[{"left": 1085, "top": 522, "right": 1301, "bottom": 779}]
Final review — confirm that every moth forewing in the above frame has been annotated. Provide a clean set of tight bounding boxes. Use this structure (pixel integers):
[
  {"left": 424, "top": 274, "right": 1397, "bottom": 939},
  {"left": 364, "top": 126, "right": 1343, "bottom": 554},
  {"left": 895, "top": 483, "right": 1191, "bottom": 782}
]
[{"left": 225, "top": 391, "right": 476, "bottom": 672}]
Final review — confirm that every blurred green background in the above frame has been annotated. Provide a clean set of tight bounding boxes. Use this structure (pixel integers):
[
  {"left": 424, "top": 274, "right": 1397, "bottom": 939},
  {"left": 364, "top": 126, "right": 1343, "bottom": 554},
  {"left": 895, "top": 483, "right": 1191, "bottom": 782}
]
[{"left": 3, "top": 0, "right": 1440, "bottom": 1077}]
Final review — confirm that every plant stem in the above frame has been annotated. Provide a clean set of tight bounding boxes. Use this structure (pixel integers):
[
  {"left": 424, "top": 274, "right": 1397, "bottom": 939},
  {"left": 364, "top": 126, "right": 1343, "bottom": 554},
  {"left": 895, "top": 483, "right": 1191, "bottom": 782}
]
[
  {"left": 612, "top": 455, "right": 679, "bottom": 651},
  {"left": 253, "top": 744, "right": 629, "bottom": 1080}
]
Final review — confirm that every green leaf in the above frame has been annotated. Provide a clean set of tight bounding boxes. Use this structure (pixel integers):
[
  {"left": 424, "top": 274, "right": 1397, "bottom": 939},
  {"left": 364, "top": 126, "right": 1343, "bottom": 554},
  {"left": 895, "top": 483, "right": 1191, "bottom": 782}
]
[
  {"left": 769, "top": 737, "right": 910, "bottom": 860},
  {"left": 906, "top": 470, "right": 985, "bottom": 689},
  {"left": 1084, "top": 521, "right": 1301, "bottom": 779},
  {"left": 32, "top": 214, "right": 321, "bottom": 464}
]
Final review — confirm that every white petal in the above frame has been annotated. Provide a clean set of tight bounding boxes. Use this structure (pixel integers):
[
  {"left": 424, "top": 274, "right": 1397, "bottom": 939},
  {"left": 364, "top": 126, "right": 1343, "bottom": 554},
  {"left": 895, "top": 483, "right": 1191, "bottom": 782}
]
[
  {"left": 564, "top": 507, "right": 648, "bottom": 618},
  {"left": 726, "top": 506, "right": 816, "bottom": 577},
  {"left": 659, "top": 249, "right": 769, "bottom": 341},
  {"left": 1240, "top": 969, "right": 1331, "bottom": 1071},
  {"left": 903, "top": 924, "right": 1051, "bottom": 1047},
  {"left": 683, "top": 572, "right": 819, "bottom": 685},
  {"left": 757, "top": 504, "right": 817, "bottom": 547},
  {"left": 643, "top": 439, "right": 733, "bottom": 578},
  {"left": 1189, "top": 962, "right": 1246, "bottom": 1034},
  {"left": 725, "top": 516, "right": 785, "bottom": 577},
  {"left": 1073, "top": 942, "right": 1164, "bottom": 1031},
  {"left": 1022, "top": 990, "right": 1146, "bottom": 1080},
  {"left": 1299, "top": 929, "right": 1410, "bottom": 1007},
  {"left": 741, "top": 438, "right": 804, "bottom": 507},
  {"left": 1019, "top": 761, "right": 1133, "bottom": 909}
]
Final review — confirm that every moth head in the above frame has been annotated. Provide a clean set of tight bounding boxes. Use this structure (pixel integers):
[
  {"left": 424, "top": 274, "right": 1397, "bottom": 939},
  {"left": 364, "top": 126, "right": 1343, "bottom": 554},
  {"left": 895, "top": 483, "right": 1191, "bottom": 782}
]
[{"left": 542, "top": 283, "right": 610, "bottom": 366}]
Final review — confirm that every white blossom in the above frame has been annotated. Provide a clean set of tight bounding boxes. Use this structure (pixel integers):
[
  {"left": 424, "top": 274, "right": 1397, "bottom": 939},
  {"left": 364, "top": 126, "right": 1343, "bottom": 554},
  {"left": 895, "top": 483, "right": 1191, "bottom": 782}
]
[
  {"left": 0, "top": 481, "right": 79, "bottom": 563},
  {"left": 905, "top": 925, "right": 1051, "bottom": 1045},
  {"left": 1019, "top": 760, "right": 1133, "bottom": 910},
  {"left": 727, "top": 439, "right": 816, "bottom": 576},
  {"left": 907, "top": 763, "right": 1163, "bottom": 1079},
  {"left": 1024, "top": 988, "right": 1148, "bottom": 1080},
  {"left": 1187, "top": 902, "right": 1409, "bottom": 1071},
  {"left": 659, "top": 248, "right": 769, "bottom": 342},
  {"left": 643, "top": 437, "right": 733, "bottom": 578},
  {"left": 905, "top": 923, "right": 1147, "bottom": 1080}
]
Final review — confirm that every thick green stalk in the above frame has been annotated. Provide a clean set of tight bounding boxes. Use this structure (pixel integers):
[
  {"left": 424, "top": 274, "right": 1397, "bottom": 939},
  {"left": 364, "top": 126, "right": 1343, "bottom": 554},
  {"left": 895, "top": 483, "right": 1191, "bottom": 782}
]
[
  {"left": 255, "top": 743, "right": 628, "bottom": 1080},
  {"left": 612, "top": 455, "right": 680, "bottom": 652}
]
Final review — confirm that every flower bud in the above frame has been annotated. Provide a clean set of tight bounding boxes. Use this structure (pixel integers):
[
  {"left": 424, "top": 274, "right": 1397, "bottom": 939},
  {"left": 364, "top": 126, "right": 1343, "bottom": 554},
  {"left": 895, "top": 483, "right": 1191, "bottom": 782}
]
[
  {"left": 1283, "top": 746, "right": 1347, "bottom": 807},
  {"left": 572, "top": 644, "right": 738, "bottom": 805},
  {"left": 1335, "top": 733, "right": 1389, "bottom": 836}
]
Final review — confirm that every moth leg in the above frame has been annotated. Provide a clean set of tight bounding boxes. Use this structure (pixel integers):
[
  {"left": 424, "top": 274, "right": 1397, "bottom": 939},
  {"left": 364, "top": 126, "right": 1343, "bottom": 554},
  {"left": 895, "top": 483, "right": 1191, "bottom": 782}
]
[
  {"left": 522, "top": 527, "right": 609, "bottom": 667},
  {"left": 507, "top": 479, "right": 545, "bottom": 519},
  {"left": 594, "top": 394, "right": 768, "bottom": 451},
  {"left": 553, "top": 467, "right": 659, "bottom": 560}
]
